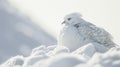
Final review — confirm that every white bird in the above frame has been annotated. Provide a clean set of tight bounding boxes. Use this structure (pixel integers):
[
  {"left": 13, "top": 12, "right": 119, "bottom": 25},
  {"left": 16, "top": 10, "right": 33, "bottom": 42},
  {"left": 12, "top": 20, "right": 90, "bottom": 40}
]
[{"left": 58, "top": 13, "right": 117, "bottom": 52}]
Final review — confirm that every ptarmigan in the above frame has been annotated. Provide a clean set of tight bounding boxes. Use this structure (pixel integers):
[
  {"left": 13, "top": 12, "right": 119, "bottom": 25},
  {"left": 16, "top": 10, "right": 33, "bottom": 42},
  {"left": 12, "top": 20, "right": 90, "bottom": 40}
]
[{"left": 58, "top": 13, "right": 117, "bottom": 52}]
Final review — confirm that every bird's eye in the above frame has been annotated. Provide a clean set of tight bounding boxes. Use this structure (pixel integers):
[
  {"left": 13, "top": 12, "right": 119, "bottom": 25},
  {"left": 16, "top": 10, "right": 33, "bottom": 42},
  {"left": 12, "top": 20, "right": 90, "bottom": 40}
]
[{"left": 68, "top": 18, "right": 71, "bottom": 21}]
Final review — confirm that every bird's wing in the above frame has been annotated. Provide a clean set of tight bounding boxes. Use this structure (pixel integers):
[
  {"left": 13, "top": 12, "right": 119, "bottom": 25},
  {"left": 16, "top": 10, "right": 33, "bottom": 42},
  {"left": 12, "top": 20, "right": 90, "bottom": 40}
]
[
  {"left": 88, "top": 24, "right": 113, "bottom": 39},
  {"left": 74, "top": 22, "right": 113, "bottom": 44},
  {"left": 88, "top": 25, "right": 117, "bottom": 47}
]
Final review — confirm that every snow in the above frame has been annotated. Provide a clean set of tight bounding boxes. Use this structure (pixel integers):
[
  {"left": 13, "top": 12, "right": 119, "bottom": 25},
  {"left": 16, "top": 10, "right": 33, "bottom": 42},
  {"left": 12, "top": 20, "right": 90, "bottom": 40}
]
[
  {"left": 53, "top": 46, "right": 70, "bottom": 54},
  {"left": 87, "top": 47, "right": 120, "bottom": 67},
  {"left": 72, "top": 43, "right": 96, "bottom": 58},
  {"left": 1, "top": 44, "right": 120, "bottom": 67}
]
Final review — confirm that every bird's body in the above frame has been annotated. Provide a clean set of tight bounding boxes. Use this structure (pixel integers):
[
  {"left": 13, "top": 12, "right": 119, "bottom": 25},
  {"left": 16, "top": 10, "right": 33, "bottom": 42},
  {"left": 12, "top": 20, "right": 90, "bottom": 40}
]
[
  {"left": 58, "top": 13, "right": 117, "bottom": 52},
  {"left": 59, "top": 24, "right": 88, "bottom": 51}
]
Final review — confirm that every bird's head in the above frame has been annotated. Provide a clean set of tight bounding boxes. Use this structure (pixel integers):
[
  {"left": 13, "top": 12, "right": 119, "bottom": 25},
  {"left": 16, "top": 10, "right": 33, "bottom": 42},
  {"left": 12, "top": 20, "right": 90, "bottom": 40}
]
[{"left": 62, "top": 13, "right": 82, "bottom": 25}]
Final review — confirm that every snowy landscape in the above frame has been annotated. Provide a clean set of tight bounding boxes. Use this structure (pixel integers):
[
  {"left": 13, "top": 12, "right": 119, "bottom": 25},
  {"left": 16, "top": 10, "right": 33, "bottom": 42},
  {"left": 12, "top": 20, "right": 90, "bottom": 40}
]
[{"left": 0, "top": 0, "right": 120, "bottom": 67}]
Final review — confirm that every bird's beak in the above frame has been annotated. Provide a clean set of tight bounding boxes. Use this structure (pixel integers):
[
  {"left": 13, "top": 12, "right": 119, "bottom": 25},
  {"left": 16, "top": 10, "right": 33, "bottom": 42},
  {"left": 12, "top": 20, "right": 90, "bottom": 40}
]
[{"left": 62, "top": 21, "right": 66, "bottom": 24}]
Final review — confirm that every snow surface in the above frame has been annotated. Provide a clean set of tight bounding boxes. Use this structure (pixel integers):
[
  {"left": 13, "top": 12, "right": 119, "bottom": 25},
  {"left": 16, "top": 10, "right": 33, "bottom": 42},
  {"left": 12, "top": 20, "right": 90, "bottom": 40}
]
[{"left": 1, "top": 44, "right": 120, "bottom": 67}]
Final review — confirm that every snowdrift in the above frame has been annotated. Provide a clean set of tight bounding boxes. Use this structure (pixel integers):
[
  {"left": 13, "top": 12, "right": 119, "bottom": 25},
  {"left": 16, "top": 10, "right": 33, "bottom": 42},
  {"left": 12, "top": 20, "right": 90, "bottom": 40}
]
[{"left": 1, "top": 43, "right": 120, "bottom": 67}]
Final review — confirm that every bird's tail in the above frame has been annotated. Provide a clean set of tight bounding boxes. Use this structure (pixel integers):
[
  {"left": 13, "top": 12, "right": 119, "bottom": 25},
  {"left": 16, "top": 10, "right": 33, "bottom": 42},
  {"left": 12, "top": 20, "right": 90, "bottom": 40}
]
[{"left": 106, "top": 41, "right": 119, "bottom": 48}]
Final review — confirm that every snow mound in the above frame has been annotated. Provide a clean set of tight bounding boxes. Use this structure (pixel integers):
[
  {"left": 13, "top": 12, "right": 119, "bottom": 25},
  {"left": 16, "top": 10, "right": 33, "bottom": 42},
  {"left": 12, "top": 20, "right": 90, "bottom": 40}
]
[
  {"left": 88, "top": 47, "right": 120, "bottom": 67},
  {"left": 1, "top": 44, "right": 120, "bottom": 67}
]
